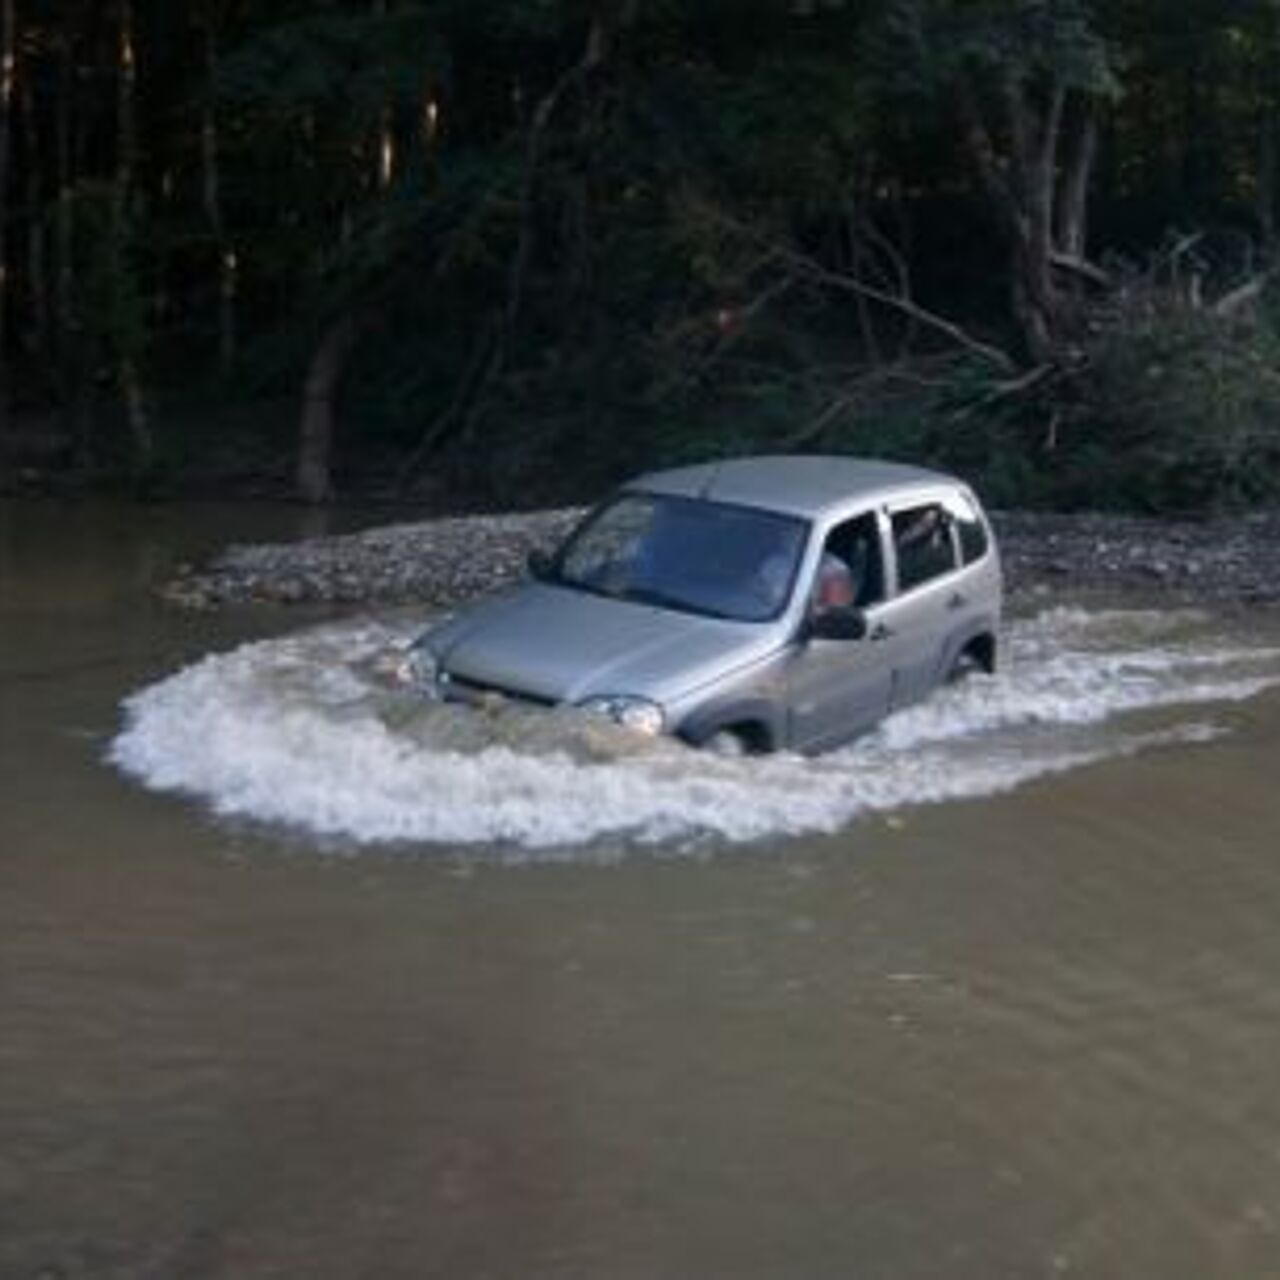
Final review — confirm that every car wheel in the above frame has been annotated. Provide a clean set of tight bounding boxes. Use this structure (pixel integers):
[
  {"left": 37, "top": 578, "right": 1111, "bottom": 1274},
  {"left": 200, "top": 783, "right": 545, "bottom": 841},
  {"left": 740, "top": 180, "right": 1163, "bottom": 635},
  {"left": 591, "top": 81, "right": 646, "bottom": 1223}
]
[
  {"left": 947, "top": 648, "right": 984, "bottom": 684},
  {"left": 704, "top": 728, "right": 749, "bottom": 758}
]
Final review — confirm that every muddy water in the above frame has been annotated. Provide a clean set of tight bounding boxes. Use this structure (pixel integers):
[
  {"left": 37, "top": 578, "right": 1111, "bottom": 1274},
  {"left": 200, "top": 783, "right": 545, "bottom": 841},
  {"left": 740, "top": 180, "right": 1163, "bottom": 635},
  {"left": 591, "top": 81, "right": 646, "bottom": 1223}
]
[{"left": 5, "top": 498, "right": 1280, "bottom": 1280}]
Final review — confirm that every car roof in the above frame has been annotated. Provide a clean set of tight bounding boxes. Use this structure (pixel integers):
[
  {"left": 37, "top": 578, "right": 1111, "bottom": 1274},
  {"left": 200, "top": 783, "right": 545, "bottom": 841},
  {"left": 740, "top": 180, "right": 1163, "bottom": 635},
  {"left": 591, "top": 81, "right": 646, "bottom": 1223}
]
[{"left": 627, "top": 455, "right": 957, "bottom": 520}]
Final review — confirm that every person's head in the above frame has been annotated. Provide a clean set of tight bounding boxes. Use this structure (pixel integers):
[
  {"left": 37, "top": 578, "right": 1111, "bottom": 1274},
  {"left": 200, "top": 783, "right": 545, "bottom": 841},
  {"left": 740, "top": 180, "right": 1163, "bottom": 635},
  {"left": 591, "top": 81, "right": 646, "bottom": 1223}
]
[{"left": 814, "top": 555, "right": 855, "bottom": 611}]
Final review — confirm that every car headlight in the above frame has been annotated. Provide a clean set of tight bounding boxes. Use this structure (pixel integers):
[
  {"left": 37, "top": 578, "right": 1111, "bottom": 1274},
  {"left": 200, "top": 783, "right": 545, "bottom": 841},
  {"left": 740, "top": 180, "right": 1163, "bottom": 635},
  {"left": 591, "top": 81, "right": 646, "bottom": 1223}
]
[
  {"left": 578, "top": 695, "right": 665, "bottom": 736},
  {"left": 393, "top": 641, "right": 442, "bottom": 693}
]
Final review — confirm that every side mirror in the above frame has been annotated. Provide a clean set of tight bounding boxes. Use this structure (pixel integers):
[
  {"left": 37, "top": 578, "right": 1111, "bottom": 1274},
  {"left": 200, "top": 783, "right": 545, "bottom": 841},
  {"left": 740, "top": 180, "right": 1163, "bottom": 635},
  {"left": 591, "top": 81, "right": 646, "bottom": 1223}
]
[
  {"left": 527, "top": 548, "right": 555, "bottom": 581},
  {"left": 808, "top": 607, "right": 867, "bottom": 642}
]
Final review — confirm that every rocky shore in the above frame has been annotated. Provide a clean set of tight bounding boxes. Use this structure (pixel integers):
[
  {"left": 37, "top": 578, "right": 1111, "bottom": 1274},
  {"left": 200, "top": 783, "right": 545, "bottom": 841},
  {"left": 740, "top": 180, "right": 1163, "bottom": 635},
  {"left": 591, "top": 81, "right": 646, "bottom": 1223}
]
[{"left": 160, "top": 506, "right": 1280, "bottom": 612}]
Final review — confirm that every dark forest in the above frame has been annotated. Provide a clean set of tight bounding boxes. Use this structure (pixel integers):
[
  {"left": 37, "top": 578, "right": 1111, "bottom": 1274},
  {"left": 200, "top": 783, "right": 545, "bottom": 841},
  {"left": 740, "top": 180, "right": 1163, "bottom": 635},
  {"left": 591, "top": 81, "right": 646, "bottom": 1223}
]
[{"left": 3, "top": 0, "right": 1280, "bottom": 510}]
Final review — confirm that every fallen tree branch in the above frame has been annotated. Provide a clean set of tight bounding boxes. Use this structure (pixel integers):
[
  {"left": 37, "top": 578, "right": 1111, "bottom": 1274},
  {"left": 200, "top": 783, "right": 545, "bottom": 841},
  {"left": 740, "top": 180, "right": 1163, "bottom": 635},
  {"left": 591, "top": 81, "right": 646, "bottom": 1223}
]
[
  {"left": 949, "top": 360, "right": 1059, "bottom": 422},
  {"left": 790, "top": 251, "right": 1018, "bottom": 373},
  {"left": 987, "top": 362, "right": 1057, "bottom": 399},
  {"left": 782, "top": 393, "right": 857, "bottom": 450},
  {"left": 700, "top": 204, "right": 1018, "bottom": 374},
  {"left": 1163, "top": 231, "right": 1206, "bottom": 299},
  {"left": 682, "top": 200, "right": 1017, "bottom": 374},
  {"left": 1214, "top": 272, "right": 1274, "bottom": 319},
  {"left": 1050, "top": 251, "right": 1111, "bottom": 288}
]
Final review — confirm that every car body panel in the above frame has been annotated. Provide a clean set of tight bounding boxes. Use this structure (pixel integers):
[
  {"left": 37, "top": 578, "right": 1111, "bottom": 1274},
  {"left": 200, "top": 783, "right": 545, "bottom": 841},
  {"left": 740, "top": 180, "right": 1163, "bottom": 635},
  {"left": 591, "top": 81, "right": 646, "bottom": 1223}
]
[
  {"left": 631, "top": 455, "right": 950, "bottom": 521},
  {"left": 431, "top": 582, "right": 785, "bottom": 708},
  {"left": 784, "top": 624, "right": 896, "bottom": 752}
]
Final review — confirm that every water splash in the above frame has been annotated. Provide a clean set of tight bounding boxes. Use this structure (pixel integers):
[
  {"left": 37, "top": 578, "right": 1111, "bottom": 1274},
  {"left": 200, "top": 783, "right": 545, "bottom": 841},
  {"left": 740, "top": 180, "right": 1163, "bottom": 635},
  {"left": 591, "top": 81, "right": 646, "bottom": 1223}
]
[{"left": 109, "top": 610, "right": 1280, "bottom": 854}]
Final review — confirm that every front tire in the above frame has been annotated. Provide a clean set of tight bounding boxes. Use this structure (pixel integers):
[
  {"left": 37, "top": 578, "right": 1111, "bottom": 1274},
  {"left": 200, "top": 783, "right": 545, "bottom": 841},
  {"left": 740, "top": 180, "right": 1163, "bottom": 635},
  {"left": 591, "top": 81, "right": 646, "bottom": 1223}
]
[{"left": 703, "top": 728, "right": 749, "bottom": 758}]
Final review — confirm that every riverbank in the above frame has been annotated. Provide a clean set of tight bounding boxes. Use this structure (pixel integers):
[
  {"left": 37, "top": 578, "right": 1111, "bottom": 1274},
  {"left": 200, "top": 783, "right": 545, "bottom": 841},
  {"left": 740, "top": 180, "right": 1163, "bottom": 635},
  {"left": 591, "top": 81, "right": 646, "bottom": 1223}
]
[{"left": 158, "top": 506, "right": 1280, "bottom": 612}]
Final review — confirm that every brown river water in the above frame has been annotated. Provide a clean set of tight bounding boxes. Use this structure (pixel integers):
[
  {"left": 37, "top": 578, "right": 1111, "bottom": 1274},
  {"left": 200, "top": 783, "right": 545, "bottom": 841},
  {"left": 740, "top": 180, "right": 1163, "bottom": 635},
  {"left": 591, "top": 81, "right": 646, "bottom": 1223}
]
[{"left": 4, "top": 498, "right": 1280, "bottom": 1280}]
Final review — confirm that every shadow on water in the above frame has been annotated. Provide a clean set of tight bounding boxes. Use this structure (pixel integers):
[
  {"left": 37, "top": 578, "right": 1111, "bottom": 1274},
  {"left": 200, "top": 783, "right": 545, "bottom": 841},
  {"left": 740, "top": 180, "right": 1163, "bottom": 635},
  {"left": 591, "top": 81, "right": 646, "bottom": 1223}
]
[{"left": 5, "top": 497, "right": 1280, "bottom": 1279}]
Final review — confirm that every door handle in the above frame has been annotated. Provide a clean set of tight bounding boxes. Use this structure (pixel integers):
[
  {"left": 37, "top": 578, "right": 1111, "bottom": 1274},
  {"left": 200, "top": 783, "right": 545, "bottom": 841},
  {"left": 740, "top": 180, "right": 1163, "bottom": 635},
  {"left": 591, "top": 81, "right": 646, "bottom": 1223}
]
[{"left": 869, "top": 623, "right": 894, "bottom": 641}]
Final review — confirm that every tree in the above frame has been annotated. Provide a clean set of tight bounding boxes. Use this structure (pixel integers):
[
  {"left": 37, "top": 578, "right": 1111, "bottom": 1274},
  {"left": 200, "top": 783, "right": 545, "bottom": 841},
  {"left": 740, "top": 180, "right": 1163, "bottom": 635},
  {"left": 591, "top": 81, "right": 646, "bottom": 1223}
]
[
  {"left": 198, "top": 3, "right": 239, "bottom": 375},
  {"left": 218, "top": 1, "right": 452, "bottom": 500},
  {"left": 0, "top": 0, "right": 14, "bottom": 430},
  {"left": 882, "top": 0, "right": 1119, "bottom": 361},
  {"left": 112, "top": 0, "right": 153, "bottom": 476}
]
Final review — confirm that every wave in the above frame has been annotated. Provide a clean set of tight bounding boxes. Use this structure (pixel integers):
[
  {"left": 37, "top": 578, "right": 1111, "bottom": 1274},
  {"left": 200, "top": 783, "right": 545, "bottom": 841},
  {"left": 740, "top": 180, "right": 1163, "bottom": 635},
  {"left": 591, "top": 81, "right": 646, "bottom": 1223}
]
[{"left": 108, "top": 609, "right": 1280, "bottom": 855}]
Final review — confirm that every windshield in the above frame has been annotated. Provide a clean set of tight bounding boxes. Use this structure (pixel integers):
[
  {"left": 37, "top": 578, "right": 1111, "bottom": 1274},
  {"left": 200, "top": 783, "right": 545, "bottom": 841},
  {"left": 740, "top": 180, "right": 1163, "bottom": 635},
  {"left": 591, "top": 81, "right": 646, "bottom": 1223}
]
[{"left": 552, "top": 492, "right": 809, "bottom": 623}]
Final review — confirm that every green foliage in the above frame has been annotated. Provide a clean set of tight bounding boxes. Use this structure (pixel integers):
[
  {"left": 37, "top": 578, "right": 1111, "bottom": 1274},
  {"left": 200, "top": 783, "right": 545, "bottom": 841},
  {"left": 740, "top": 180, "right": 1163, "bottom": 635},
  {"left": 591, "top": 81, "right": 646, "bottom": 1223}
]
[
  {"left": 880, "top": 0, "right": 1119, "bottom": 90},
  {"left": 217, "top": 6, "right": 449, "bottom": 116},
  {"left": 8, "top": 0, "right": 1280, "bottom": 512},
  {"left": 1047, "top": 301, "right": 1280, "bottom": 511},
  {"left": 817, "top": 292, "right": 1280, "bottom": 514}
]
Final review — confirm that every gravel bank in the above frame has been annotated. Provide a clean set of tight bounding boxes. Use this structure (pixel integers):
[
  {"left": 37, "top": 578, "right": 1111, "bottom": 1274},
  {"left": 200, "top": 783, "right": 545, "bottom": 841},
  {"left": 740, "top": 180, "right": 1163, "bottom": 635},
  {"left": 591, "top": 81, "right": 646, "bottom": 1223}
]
[
  {"left": 161, "top": 509, "right": 586, "bottom": 610},
  {"left": 160, "top": 507, "right": 1280, "bottom": 612}
]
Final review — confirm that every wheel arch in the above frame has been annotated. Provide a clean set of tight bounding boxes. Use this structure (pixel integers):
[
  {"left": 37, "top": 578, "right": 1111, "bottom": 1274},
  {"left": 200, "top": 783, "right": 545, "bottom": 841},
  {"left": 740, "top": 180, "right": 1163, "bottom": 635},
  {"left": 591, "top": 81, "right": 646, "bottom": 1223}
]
[
  {"left": 676, "top": 697, "right": 785, "bottom": 754},
  {"left": 937, "top": 619, "right": 999, "bottom": 683},
  {"left": 960, "top": 629, "right": 998, "bottom": 674}
]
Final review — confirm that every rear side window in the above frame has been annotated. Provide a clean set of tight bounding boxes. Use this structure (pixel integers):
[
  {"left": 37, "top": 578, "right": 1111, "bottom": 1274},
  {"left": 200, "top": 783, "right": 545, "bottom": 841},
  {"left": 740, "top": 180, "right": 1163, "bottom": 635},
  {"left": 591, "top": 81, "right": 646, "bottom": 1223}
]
[
  {"left": 945, "top": 491, "right": 990, "bottom": 564},
  {"left": 891, "top": 503, "right": 958, "bottom": 592}
]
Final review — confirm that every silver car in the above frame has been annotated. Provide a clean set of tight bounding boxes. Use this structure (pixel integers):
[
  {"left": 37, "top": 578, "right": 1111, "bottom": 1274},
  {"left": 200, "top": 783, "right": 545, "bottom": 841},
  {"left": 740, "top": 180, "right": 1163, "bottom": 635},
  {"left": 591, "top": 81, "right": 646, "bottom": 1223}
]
[{"left": 401, "top": 456, "right": 1001, "bottom": 754}]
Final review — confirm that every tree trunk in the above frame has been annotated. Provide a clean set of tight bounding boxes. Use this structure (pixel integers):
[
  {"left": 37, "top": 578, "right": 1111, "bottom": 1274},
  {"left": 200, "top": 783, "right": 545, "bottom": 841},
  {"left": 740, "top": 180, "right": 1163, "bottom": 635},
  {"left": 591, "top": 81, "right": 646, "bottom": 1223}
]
[
  {"left": 1057, "top": 111, "right": 1098, "bottom": 261},
  {"left": 201, "top": 21, "right": 236, "bottom": 375},
  {"left": 1014, "top": 77, "right": 1062, "bottom": 363},
  {"left": 116, "top": 0, "right": 137, "bottom": 195},
  {"left": 54, "top": 31, "right": 74, "bottom": 363},
  {"left": 373, "top": 0, "right": 395, "bottom": 190},
  {"left": 0, "top": 0, "right": 15, "bottom": 430},
  {"left": 20, "top": 72, "right": 48, "bottom": 361},
  {"left": 958, "top": 70, "right": 1094, "bottom": 364},
  {"left": 297, "top": 313, "right": 361, "bottom": 504},
  {"left": 120, "top": 354, "right": 152, "bottom": 471},
  {"left": 114, "top": 0, "right": 152, "bottom": 478},
  {"left": 53, "top": 26, "right": 88, "bottom": 461},
  {"left": 1258, "top": 117, "right": 1276, "bottom": 251},
  {"left": 1009, "top": 239, "right": 1056, "bottom": 365}
]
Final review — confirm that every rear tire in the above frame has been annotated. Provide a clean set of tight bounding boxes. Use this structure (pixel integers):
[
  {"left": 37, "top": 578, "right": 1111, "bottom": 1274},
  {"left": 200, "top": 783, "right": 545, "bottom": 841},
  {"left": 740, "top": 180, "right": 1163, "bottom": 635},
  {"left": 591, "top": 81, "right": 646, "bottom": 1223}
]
[{"left": 947, "top": 647, "right": 985, "bottom": 684}]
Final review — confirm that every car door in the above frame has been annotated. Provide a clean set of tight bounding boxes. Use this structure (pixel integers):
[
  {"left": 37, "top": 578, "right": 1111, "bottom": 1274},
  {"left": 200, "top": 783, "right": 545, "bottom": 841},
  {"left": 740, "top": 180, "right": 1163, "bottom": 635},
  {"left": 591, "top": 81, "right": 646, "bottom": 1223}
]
[
  {"left": 877, "top": 496, "right": 968, "bottom": 707},
  {"left": 785, "top": 510, "right": 896, "bottom": 752}
]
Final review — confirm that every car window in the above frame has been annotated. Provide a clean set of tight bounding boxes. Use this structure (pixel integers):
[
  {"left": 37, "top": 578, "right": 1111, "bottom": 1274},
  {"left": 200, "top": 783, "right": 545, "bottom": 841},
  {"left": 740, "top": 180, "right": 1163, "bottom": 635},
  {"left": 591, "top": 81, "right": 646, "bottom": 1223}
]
[
  {"left": 891, "top": 502, "right": 957, "bottom": 592},
  {"left": 943, "top": 491, "right": 989, "bottom": 564},
  {"left": 555, "top": 492, "right": 808, "bottom": 623},
  {"left": 557, "top": 496, "right": 651, "bottom": 594},
  {"left": 814, "top": 512, "right": 885, "bottom": 611}
]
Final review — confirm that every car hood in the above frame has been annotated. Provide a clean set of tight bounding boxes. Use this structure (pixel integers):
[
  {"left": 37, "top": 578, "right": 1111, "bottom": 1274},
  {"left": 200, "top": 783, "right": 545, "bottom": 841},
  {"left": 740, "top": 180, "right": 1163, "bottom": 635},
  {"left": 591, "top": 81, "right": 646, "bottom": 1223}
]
[{"left": 427, "top": 583, "right": 781, "bottom": 705}]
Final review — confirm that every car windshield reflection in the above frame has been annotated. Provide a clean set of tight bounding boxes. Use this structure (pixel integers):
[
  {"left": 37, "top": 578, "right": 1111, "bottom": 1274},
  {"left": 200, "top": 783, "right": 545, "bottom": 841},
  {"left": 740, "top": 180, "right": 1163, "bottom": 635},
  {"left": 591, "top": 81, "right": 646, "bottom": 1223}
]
[{"left": 552, "top": 492, "right": 809, "bottom": 623}]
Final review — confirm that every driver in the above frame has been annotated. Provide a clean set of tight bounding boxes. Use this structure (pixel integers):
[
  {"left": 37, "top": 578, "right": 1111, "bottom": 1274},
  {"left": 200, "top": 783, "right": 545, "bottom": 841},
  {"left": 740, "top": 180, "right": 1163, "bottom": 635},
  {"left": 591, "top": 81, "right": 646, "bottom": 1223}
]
[{"left": 812, "top": 551, "right": 856, "bottom": 613}]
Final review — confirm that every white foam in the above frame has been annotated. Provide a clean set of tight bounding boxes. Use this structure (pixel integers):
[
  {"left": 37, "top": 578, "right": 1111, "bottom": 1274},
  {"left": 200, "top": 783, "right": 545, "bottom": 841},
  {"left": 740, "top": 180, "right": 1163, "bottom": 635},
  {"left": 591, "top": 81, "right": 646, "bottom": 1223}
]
[{"left": 108, "top": 610, "right": 1280, "bottom": 854}]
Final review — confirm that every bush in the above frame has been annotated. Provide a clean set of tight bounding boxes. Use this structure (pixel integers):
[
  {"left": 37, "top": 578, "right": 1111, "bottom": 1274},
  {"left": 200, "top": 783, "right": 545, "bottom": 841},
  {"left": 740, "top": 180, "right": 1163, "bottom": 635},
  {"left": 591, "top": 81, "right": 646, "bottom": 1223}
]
[
  {"left": 331, "top": 262, "right": 1280, "bottom": 517},
  {"left": 1024, "top": 289, "right": 1280, "bottom": 513}
]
